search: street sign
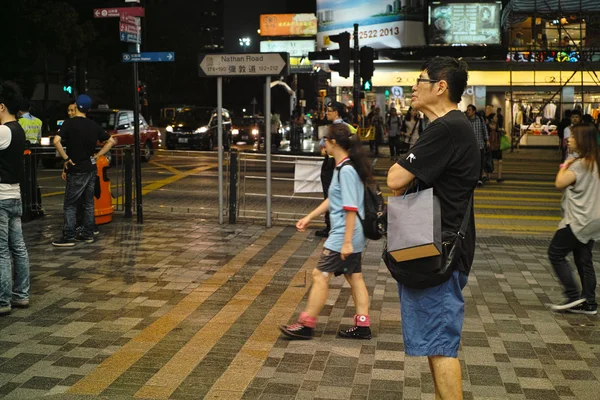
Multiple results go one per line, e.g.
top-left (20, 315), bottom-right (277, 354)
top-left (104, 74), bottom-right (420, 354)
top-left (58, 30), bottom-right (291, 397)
top-left (120, 31), bottom-right (140, 44)
top-left (122, 52), bottom-right (175, 63)
top-left (120, 23), bottom-right (139, 34)
top-left (93, 7), bottom-right (144, 18)
top-left (120, 14), bottom-right (140, 26)
top-left (198, 53), bottom-right (289, 77)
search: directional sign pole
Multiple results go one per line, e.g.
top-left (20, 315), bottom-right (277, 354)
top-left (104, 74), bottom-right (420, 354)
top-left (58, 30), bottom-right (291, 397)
top-left (132, 60), bottom-right (143, 224)
top-left (217, 77), bottom-right (224, 225)
top-left (265, 76), bottom-right (272, 228)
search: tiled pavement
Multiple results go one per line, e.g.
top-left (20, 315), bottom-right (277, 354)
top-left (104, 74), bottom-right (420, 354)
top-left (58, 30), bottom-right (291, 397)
top-left (1, 214), bottom-right (599, 400)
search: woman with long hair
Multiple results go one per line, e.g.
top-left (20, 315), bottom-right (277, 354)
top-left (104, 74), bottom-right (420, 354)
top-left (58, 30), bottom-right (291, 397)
top-left (486, 113), bottom-right (505, 182)
top-left (402, 107), bottom-right (423, 148)
top-left (548, 123), bottom-right (600, 315)
top-left (280, 123), bottom-right (373, 340)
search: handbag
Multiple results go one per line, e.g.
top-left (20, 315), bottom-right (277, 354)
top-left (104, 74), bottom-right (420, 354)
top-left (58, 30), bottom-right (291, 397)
top-left (483, 150), bottom-right (494, 173)
top-left (383, 195), bottom-right (473, 289)
top-left (500, 134), bottom-right (511, 151)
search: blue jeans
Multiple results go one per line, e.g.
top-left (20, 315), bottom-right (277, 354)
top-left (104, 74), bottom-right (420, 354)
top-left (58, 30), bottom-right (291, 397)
top-left (63, 171), bottom-right (96, 240)
top-left (0, 199), bottom-right (30, 307)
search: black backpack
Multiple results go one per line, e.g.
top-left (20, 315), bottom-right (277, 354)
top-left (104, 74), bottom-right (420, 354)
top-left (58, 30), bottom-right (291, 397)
top-left (338, 162), bottom-right (386, 240)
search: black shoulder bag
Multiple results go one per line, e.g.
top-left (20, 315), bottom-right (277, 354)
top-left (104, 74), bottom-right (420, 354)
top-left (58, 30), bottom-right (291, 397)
top-left (383, 196), bottom-right (473, 289)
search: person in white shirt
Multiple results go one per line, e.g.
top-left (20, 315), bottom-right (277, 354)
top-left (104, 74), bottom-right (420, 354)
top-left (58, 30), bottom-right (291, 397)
top-left (563, 109), bottom-right (582, 160)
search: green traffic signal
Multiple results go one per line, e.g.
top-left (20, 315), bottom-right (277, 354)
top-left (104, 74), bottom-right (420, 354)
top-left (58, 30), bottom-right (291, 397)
top-left (63, 85), bottom-right (73, 94)
top-left (362, 80), bottom-right (372, 91)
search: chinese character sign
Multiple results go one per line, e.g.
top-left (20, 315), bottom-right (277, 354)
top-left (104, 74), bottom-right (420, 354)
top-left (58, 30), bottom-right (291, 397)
top-left (260, 14), bottom-right (318, 37)
top-left (429, 2), bottom-right (502, 45)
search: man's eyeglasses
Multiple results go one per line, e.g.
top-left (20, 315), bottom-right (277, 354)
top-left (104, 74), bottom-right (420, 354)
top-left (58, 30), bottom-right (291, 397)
top-left (416, 77), bottom-right (439, 85)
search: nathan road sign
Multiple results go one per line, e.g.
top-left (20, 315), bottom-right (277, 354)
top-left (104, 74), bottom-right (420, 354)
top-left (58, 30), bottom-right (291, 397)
top-left (93, 7), bottom-right (144, 18)
top-left (122, 52), bottom-right (175, 63)
top-left (198, 53), bottom-right (289, 77)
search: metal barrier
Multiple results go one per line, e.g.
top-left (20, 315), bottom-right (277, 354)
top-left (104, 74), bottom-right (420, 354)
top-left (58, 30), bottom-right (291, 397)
top-left (27, 145), bottom-right (325, 225)
top-left (237, 152), bottom-right (324, 224)
top-left (27, 147), bottom-right (229, 221)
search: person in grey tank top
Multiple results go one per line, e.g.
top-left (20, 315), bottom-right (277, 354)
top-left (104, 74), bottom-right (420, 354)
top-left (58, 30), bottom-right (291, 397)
top-left (548, 123), bottom-right (600, 315)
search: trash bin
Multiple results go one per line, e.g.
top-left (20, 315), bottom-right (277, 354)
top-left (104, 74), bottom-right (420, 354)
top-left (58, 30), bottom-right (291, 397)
top-left (94, 155), bottom-right (114, 225)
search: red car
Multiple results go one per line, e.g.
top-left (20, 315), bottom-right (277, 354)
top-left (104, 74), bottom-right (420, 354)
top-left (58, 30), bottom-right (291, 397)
top-left (39, 108), bottom-right (161, 168)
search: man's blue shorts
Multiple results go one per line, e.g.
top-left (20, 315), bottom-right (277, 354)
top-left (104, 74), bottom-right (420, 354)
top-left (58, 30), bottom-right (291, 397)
top-left (397, 270), bottom-right (468, 358)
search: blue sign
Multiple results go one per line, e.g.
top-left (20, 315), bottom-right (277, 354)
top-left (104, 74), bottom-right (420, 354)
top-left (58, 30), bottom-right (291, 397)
top-left (120, 31), bottom-right (140, 44)
top-left (122, 52), bottom-right (175, 63)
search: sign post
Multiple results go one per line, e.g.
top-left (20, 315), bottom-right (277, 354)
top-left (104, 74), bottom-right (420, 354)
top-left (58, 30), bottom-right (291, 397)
top-left (198, 53), bottom-right (289, 226)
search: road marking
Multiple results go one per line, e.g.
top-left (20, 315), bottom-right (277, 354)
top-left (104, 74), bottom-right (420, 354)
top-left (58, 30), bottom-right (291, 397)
top-left (149, 160), bottom-right (181, 175)
top-left (473, 196), bottom-right (560, 203)
top-left (41, 191), bottom-right (66, 198)
top-left (475, 204), bottom-right (558, 211)
top-left (475, 214), bottom-right (561, 221)
top-left (204, 242), bottom-right (322, 399)
top-left (68, 226), bottom-right (285, 396)
top-left (134, 231), bottom-right (308, 399)
top-left (474, 190), bottom-right (561, 197)
top-left (476, 223), bottom-right (557, 232)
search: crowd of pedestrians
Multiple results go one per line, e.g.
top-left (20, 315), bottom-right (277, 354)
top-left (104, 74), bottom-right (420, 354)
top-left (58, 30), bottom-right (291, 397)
top-left (2, 55), bottom-right (600, 399)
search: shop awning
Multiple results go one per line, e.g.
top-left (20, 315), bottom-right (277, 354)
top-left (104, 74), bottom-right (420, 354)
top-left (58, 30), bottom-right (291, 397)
top-left (502, 0), bottom-right (599, 27)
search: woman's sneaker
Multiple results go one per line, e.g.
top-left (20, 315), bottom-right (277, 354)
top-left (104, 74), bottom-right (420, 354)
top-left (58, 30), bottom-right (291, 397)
top-left (338, 326), bottom-right (372, 340)
top-left (549, 298), bottom-right (586, 311)
top-left (279, 323), bottom-right (313, 340)
top-left (567, 302), bottom-right (597, 315)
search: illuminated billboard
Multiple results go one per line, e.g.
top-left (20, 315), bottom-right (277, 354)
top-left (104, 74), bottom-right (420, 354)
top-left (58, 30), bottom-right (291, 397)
top-left (429, 1), bottom-right (502, 45)
top-left (260, 14), bottom-right (318, 37)
top-left (316, 0), bottom-right (426, 49)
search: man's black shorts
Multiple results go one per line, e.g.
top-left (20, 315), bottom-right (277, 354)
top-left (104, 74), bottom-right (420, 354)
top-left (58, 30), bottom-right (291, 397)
top-left (317, 248), bottom-right (362, 276)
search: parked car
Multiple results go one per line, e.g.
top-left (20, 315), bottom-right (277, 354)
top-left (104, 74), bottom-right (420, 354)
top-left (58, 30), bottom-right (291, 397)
top-left (39, 108), bottom-right (161, 168)
top-left (231, 116), bottom-right (285, 149)
top-left (165, 107), bottom-right (231, 150)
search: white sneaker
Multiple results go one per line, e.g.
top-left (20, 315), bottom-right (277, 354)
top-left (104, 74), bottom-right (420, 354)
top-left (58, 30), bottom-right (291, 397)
top-left (548, 298), bottom-right (586, 311)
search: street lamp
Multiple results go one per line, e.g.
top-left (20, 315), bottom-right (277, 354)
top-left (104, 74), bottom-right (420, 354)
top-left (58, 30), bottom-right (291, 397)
top-left (239, 37), bottom-right (251, 52)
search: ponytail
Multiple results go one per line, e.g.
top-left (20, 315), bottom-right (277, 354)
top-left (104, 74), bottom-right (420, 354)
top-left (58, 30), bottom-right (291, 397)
top-left (348, 134), bottom-right (373, 184)
top-left (327, 123), bottom-right (373, 184)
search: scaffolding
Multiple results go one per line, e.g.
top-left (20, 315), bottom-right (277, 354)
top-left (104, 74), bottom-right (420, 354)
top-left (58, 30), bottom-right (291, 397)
top-left (502, 0), bottom-right (600, 150)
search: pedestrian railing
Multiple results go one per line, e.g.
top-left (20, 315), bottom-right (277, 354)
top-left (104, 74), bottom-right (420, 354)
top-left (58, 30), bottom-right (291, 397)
top-left (237, 152), bottom-right (324, 224)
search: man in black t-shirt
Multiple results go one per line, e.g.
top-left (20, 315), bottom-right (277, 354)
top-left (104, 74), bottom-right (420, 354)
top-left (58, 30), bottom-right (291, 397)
top-left (387, 57), bottom-right (479, 398)
top-left (52, 95), bottom-right (116, 247)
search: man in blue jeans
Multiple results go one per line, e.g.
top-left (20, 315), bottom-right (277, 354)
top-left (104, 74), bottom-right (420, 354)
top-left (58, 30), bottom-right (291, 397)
top-left (52, 95), bottom-right (115, 247)
top-left (0, 81), bottom-right (30, 316)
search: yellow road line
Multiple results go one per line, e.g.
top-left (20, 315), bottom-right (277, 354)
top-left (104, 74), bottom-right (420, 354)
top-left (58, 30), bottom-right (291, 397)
top-left (41, 191), bottom-right (65, 198)
top-left (474, 190), bottom-right (561, 197)
top-left (134, 231), bottom-right (308, 399)
top-left (473, 196), bottom-right (560, 203)
top-left (112, 164), bottom-right (217, 205)
top-left (476, 223), bottom-right (557, 232)
top-left (475, 214), bottom-right (560, 221)
top-left (149, 160), bottom-right (181, 175)
top-left (204, 243), bottom-right (322, 399)
top-left (68, 226), bottom-right (284, 396)
top-left (475, 204), bottom-right (558, 211)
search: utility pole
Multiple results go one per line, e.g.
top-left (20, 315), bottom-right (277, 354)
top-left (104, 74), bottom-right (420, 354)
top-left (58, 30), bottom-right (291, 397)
top-left (353, 24), bottom-right (360, 125)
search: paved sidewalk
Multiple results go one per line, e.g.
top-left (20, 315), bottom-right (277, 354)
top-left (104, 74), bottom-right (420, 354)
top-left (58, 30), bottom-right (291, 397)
top-left (0, 213), bottom-right (599, 399)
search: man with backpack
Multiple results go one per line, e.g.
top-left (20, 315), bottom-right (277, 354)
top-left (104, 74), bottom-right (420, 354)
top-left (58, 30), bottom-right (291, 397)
top-left (387, 57), bottom-right (479, 399)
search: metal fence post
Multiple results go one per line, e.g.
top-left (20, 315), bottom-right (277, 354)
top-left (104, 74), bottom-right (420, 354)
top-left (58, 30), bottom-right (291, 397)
top-left (21, 149), bottom-right (33, 222)
top-left (228, 149), bottom-right (238, 224)
top-left (124, 148), bottom-right (133, 218)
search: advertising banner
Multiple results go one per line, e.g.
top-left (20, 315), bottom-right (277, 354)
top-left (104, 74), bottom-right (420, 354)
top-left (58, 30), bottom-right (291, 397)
top-left (260, 14), bottom-right (318, 37)
top-left (429, 2), bottom-right (502, 45)
top-left (259, 40), bottom-right (316, 56)
top-left (316, 0), bottom-right (426, 49)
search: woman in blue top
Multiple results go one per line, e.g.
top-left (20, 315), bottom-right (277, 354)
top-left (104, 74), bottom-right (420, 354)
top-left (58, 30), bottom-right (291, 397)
top-left (280, 123), bottom-right (373, 340)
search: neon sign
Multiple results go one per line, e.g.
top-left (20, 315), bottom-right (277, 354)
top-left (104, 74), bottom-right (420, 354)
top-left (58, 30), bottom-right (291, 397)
top-left (506, 51), bottom-right (580, 63)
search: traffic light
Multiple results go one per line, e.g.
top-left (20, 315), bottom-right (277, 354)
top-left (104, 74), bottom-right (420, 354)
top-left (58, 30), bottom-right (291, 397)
top-left (328, 32), bottom-right (350, 78)
top-left (360, 46), bottom-right (374, 83)
top-left (78, 68), bottom-right (89, 94)
top-left (64, 67), bottom-right (76, 95)
top-left (362, 80), bottom-right (372, 91)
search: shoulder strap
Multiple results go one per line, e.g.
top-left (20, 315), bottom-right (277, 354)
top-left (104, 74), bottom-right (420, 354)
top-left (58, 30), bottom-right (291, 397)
top-left (336, 160), bottom-right (365, 222)
top-left (457, 196), bottom-right (474, 239)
